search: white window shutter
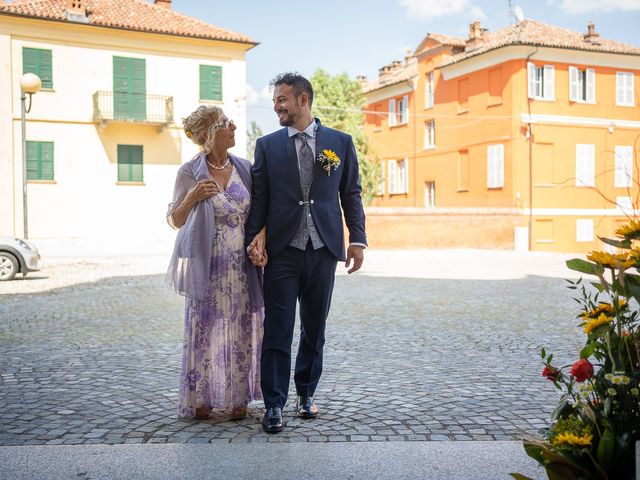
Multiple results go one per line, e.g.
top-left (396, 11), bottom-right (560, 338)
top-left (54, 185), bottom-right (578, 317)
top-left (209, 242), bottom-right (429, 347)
top-left (615, 146), bottom-right (633, 188)
top-left (388, 99), bottom-right (396, 126)
top-left (388, 160), bottom-right (397, 194)
top-left (616, 73), bottom-right (624, 105)
top-left (544, 65), bottom-right (554, 100)
top-left (576, 219), bottom-right (594, 242)
top-left (487, 145), bottom-right (503, 188)
top-left (586, 68), bottom-right (595, 103)
top-left (497, 145), bottom-right (504, 187)
top-left (569, 66), bottom-right (579, 102)
top-left (402, 95), bottom-right (409, 124)
top-left (627, 73), bottom-right (635, 105)
top-left (527, 62), bottom-right (535, 99)
top-left (404, 158), bottom-right (409, 193)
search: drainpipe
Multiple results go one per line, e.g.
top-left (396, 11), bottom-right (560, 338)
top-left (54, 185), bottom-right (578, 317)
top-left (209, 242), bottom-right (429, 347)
top-left (525, 48), bottom-right (539, 251)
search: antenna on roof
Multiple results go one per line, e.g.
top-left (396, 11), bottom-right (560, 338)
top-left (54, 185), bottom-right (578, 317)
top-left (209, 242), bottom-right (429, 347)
top-left (514, 6), bottom-right (525, 23)
top-left (508, 0), bottom-right (513, 25)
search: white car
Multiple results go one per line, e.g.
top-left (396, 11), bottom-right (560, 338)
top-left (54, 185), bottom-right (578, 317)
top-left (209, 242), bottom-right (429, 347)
top-left (0, 236), bottom-right (40, 281)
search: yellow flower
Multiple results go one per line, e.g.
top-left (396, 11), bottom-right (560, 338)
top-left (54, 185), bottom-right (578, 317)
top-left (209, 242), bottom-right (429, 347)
top-left (616, 220), bottom-right (640, 237)
top-left (323, 149), bottom-right (339, 162)
top-left (587, 251), bottom-right (635, 270)
top-left (552, 432), bottom-right (593, 448)
top-left (631, 388), bottom-right (639, 396)
top-left (581, 300), bottom-right (627, 320)
top-left (318, 149), bottom-right (341, 176)
top-left (583, 313), bottom-right (613, 334)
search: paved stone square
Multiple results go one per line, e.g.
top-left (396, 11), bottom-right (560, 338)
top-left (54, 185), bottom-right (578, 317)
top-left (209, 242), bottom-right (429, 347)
top-left (0, 250), bottom-right (583, 446)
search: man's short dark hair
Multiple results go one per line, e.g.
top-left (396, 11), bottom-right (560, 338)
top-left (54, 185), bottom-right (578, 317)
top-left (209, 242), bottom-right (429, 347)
top-left (270, 72), bottom-right (313, 107)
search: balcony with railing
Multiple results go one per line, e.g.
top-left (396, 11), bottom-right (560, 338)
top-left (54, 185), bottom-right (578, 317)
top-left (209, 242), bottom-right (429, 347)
top-left (93, 91), bottom-right (173, 126)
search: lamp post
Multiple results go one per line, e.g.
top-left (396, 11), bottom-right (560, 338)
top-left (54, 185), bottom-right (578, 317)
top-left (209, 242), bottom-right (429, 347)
top-left (20, 72), bottom-right (41, 240)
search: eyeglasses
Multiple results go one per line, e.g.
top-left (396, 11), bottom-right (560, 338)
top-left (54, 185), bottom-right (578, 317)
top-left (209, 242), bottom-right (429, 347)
top-left (213, 118), bottom-right (235, 130)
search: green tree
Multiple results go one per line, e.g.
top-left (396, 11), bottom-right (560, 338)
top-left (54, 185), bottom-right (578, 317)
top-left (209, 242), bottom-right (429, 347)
top-left (310, 69), bottom-right (380, 205)
top-left (246, 121), bottom-right (263, 162)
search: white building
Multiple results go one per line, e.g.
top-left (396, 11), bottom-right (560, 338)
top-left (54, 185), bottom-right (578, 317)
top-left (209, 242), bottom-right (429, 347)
top-left (0, 0), bottom-right (256, 256)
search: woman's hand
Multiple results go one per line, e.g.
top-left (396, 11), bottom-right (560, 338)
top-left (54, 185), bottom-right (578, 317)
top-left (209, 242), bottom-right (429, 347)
top-left (187, 180), bottom-right (218, 203)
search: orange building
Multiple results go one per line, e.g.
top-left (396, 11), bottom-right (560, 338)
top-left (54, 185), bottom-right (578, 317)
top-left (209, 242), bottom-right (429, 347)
top-left (362, 19), bottom-right (640, 253)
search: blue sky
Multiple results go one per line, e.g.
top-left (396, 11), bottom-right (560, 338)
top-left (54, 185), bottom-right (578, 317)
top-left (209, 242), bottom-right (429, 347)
top-left (177, 0), bottom-right (640, 133)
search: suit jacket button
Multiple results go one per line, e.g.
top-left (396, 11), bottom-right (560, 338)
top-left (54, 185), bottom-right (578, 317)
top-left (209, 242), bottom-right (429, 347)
top-left (299, 201), bottom-right (304, 206)
top-left (310, 199), bottom-right (315, 204)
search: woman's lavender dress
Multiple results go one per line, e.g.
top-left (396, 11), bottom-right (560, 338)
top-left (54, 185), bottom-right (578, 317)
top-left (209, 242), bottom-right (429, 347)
top-left (177, 167), bottom-right (263, 418)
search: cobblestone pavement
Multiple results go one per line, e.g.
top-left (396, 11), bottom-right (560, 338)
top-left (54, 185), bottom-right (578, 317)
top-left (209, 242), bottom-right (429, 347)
top-left (0, 250), bottom-right (583, 445)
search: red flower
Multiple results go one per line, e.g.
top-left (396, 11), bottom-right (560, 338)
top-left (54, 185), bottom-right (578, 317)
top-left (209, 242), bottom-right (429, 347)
top-left (542, 365), bottom-right (560, 382)
top-left (570, 359), bottom-right (594, 382)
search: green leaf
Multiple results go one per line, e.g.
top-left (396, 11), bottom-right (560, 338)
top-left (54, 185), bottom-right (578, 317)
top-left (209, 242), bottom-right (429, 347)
top-left (509, 474), bottom-right (535, 480)
top-left (590, 282), bottom-right (605, 292)
top-left (550, 398), bottom-right (571, 422)
top-left (598, 236), bottom-right (631, 249)
top-left (567, 259), bottom-right (600, 275)
top-left (541, 348), bottom-right (546, 359)
top-left (596, 427), bottom-right (615, 471)
top-left (580, 342), bottom-right (597, 359)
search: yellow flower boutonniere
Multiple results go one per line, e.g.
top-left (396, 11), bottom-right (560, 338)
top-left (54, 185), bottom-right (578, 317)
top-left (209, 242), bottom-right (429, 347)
top-left (317, 149), bottom-right (341, 176)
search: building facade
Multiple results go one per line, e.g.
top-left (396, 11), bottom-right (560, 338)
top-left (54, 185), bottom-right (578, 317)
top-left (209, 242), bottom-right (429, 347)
top-left (0, 0), bottom-right (255, 255)
top-left (362, 19), bottom-right (640, 253)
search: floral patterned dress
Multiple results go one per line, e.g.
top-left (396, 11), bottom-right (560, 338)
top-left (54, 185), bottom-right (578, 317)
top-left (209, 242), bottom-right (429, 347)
top-left (177, 167), bottom-right (263, 418)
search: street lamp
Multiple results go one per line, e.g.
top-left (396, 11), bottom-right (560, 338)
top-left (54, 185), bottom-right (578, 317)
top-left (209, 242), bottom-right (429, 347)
top-left (20, 72), bottom-right (41, 240)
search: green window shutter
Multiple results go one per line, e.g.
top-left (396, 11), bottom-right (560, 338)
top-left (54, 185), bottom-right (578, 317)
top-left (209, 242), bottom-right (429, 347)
top-left (23, 47), bottom-right (53, 89)
top-left (113, 56), bottom-right (146, 121)
top-left (26, 141), bottom-right (54, 180)
top-left (117, 145), bottom-right (143, 182)
top-left (199, 65), bottom-right (222, 101)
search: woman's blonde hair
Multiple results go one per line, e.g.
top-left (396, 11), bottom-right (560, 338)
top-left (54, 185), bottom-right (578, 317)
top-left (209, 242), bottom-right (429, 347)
top-left (182, 105), bottom-right (223, 154)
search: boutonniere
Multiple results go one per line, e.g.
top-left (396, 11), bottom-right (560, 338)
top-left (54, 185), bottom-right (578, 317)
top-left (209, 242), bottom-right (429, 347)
top-left (317, 149), bottom-right (341, 176)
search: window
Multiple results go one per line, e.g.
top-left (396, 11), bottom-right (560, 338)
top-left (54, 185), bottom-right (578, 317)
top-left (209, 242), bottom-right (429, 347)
top-left (487, 144), bottom-right (504, 189)
top-left (614, 146), bottom-right (633, 188)
top-left (575, 144), bottom-right (595, 187)
top-left (458, 78), bottom-right (469, 110)
top-left (26, 141), bottom-right (54, 180)
top-left (388, 159), bottom-right (408, 194)
top-left (458, 150), bottom-right (469, 191)
top-left (576, 219), bottom-right (594, 242)
top-left (424, 120), bottom-right (435, 149)
top-left (388, 99), bottom-right (396, 126)
top-left (23, 47), bottom-right (53, 89)
top-left (488, 67), bottom-right (502, 105)
top-left (569, 66), bottom-right (595, 103)
top-left (113, 56), bottom-right (146, 121)
top-left (425, 72), bottom-right (434, 109)
top-left (398, 95), bottom-right (409, 124)
top-left (528, 63), bottom-right (555, 100)
top-left (117, 145), bottom-right (143, 182)
top-left (616, 72), bottom-right (634, 106)
top-left (199, 65), bottom-right (223, 101)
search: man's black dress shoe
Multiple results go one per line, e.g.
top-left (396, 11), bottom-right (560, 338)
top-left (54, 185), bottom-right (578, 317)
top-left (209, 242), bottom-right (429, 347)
top-left (262, 407), bottom-right (284, 433)
top-left (296, 396), bottom-right (318, 418)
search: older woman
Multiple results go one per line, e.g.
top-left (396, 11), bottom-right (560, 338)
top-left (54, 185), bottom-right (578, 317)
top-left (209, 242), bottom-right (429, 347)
top-left (166, 105), bottom-right (265, 420)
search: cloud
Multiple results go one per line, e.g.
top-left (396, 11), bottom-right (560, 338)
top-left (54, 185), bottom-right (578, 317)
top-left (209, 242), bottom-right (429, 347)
top-left (398, 0), bottom-right (486, 20)
top-left (245, 84), bottom-right (272, 106)
top-left (547, 0), bottom-right (640, 13)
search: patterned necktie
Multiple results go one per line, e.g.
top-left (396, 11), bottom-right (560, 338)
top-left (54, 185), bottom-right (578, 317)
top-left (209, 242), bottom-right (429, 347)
top-left (297, 132), bottom-right (314, 196)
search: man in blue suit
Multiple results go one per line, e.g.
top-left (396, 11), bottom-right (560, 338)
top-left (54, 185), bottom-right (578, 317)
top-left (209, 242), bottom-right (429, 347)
top-left (246, 72), bottom-right (366, 433)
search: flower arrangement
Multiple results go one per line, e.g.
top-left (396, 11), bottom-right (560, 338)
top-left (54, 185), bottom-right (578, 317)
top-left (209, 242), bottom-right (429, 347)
top-left (317, 149), bottom-right (341, 176)
top-left (512, 221), bottom-right (640, 480)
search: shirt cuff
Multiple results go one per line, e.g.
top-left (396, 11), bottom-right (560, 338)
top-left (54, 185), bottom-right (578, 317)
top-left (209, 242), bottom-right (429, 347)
top-left (349, 242), bottom-right (367, 248)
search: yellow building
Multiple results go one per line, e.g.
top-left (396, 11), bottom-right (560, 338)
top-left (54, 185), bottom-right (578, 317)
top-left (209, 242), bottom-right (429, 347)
top-left (362, 19), bottom-right (640, 253)
top-left (0, 0), bottom-right (256, 255)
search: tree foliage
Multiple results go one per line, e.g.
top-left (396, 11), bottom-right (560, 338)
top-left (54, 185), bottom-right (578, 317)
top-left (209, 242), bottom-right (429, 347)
top-left (310, 69), bottom-right (380, 205)
top-left (246, 121), bottom-right (263, 163)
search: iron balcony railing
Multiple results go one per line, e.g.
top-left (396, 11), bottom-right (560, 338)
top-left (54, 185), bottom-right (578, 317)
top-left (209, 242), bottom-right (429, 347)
top-left (93, 91), bottom-right (173, 125)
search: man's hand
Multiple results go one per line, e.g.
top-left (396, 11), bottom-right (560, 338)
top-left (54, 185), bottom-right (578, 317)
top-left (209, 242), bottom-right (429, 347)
top-left (345, 245), bottom-right (364, 274)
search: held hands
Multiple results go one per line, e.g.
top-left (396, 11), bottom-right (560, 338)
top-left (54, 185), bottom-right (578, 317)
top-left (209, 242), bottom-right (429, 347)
top-left (247, 227), bottom-right (268, 267)
top-left (188, 180), bottom-right (218, 204)
top-left (345, 245), bottom-right (364, 274)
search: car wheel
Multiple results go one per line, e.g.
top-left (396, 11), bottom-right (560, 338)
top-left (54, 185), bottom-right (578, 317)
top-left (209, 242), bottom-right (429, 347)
top-left (0, 252), bottom-right (19, 281)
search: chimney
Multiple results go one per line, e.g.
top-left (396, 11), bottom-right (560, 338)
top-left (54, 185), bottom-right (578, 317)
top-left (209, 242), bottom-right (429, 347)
top-left (378, 64), bottom-right (392, 81)
top-left (65, 0), bottom-right (88, 23)
top-left (584, 21), bottom-right (600, 44)
top-left (154, 0), bottom-right (172, 8)
top-left (356, 75), bottom-right (368, 88)
top-left (465, 20), bottom-right (484, 51)
top-left (404, 49), bottom-right (413, 65)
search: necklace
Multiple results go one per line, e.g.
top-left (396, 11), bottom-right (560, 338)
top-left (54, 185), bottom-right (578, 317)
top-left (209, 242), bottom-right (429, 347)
top-left (207, 157), bottom-right (230, 170)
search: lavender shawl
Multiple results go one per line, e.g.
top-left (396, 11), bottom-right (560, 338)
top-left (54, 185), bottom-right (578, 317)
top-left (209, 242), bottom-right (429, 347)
top-left (165, 152), bottom-right (263, 310)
